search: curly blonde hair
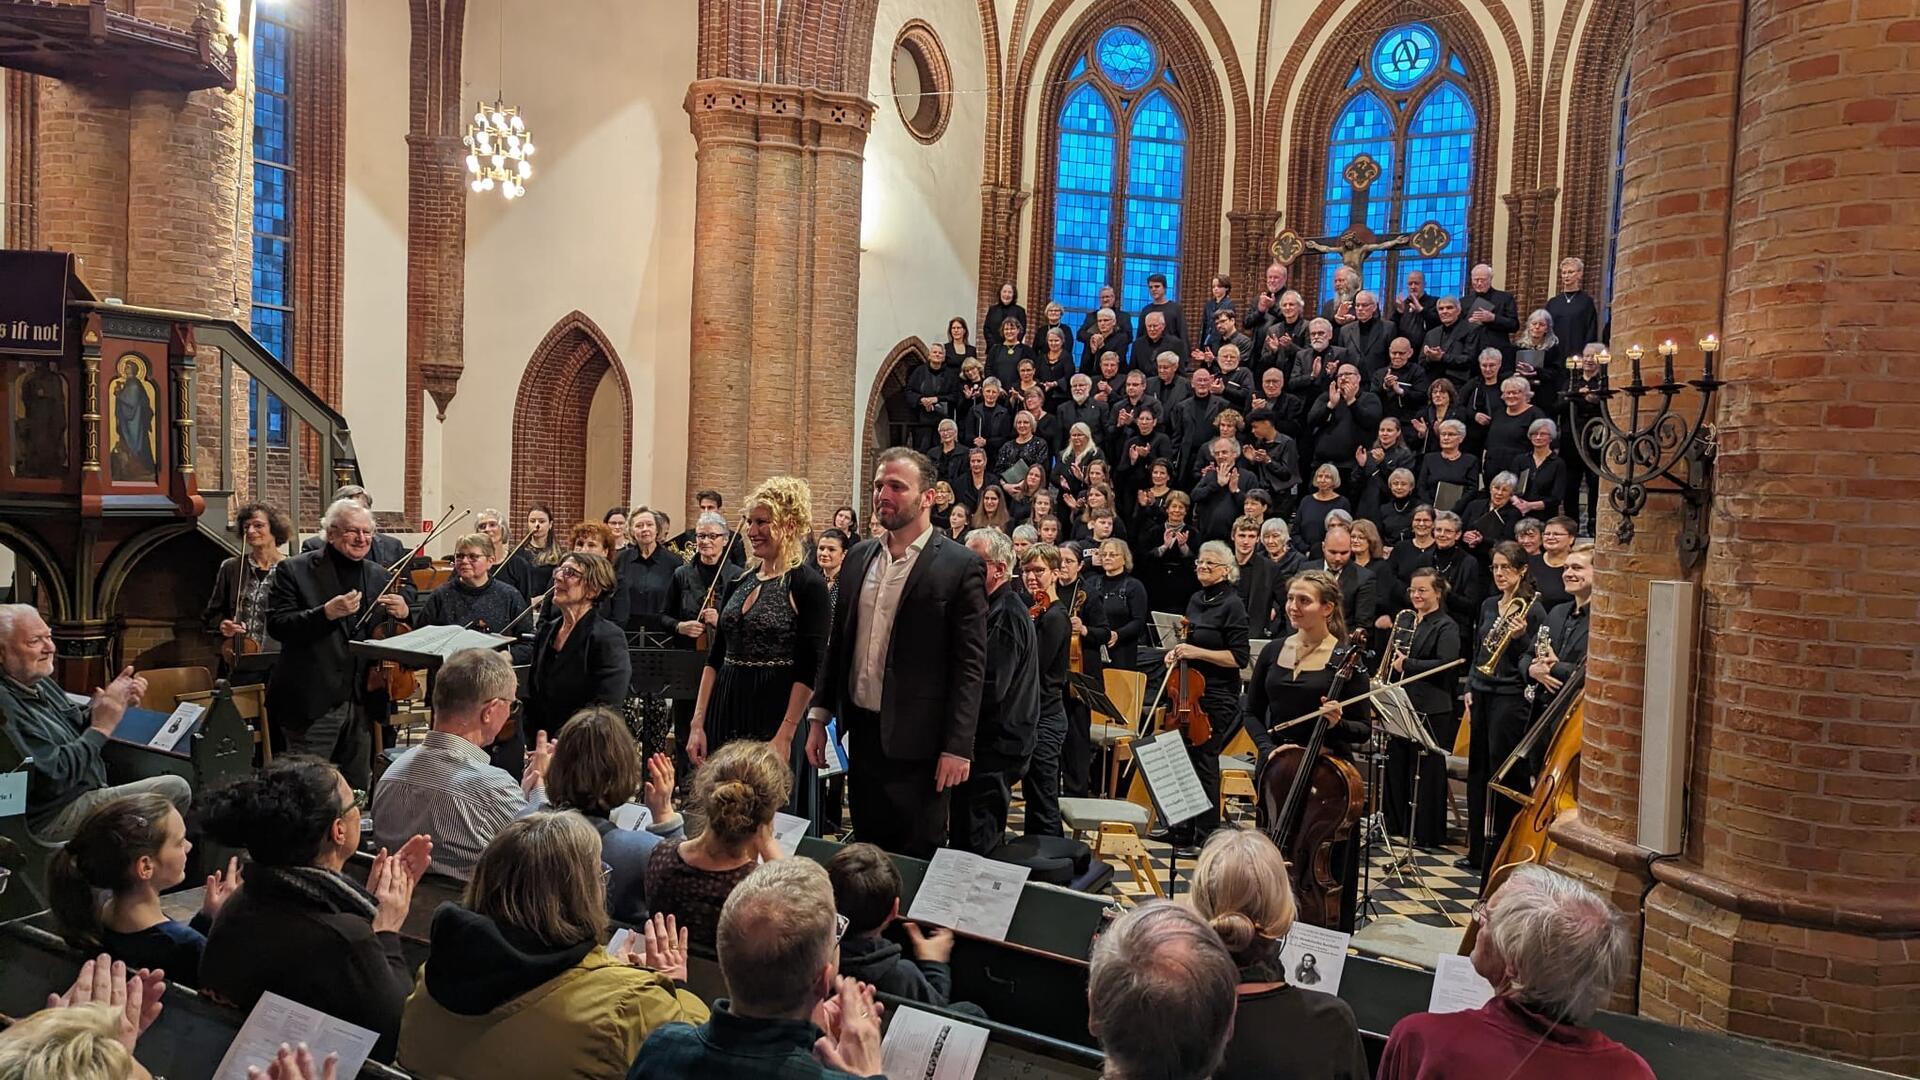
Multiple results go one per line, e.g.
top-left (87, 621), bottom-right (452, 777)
top-left (744, 475), bottom-right (813, 575)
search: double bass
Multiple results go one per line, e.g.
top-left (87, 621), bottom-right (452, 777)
top-left (1257, 630), bottom-right (1370, 929)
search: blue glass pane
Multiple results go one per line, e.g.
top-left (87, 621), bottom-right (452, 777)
top-left (252, 236), bottom-right (289, 307)
top-left (1403, 133), bottom-right (1472, 195)
top-left (1410, 83), bottom-right (1474, 135)
top-left (1396, 83), bottom-right (1475, 295)
top-left (255, 19), bottom-right (289, 94)
top-left (1060, 84), bottom-right (1115, 135)
top-left (1331, 92), bottom-right (1392, 143)
top-left (1448, 53), bottom-right (1467, 76)
top-left (253, 92), bottom-right (290, 165)
top-left (250, 306), bottom-right (287, 362)
top-left (1372, 23), bottom-right (1439, 90)
top-left (253, 166), bottom-right (290, 236)
top-left (1053, 192), bottom-right (1112, 249)
top-left (1127, 135), bottom-right (1184, 201)
top-left (1121, 258), bottom-right (1176, 313)
top-left (1347, 64), bottom-right (1363, 88)
top-left (1096, 26), bottom-right (1155, 90)
top-left (1070, 56), bottom-right (1087, 80)
top-left (1059, 130), bottom-right (1116, 194)
top-left (1053, 251), bottom-right (1108, 333)
top-left (1123, 199), bottom-right (1181, 258)
top-left (1131, 91), bottom-right (1185, 142)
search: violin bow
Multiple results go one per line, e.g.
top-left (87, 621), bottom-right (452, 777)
top-left (353, 506), bottom-right (469, 633)
top-left (697, 513), bottom-right (750, 615)
top-left (1263, 658), bottom-right (1466, 738)
top-left (492, 586), bottom-right (554, 637)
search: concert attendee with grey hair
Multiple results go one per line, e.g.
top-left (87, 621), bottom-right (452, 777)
top-left (1484, 375), bottom-right (1547, 477)
top-left (1546, 256), bottom-right (1603, 361)
top-left (1169, 367), bottom-right (1227, 481)
top-left (904, 342), bottom-right (959, 451)
top-left (964, 377), bottom-right (1014, 463)
top-left (630, 858), bottom-right (886, 1079)
top-left (1293, 462), bottom-right (1353, 553)
top-left (1129, 310), bottom-right (1186, 375)
top-left (1089, 901), bottom-right (1239, 1080)
top-left (299, 483), bottom-right (416, 570)
top-left (1510, 417), bottom-right (1567, 520)
top-left (1464, 347), bottom-right (1508, 460)
top-left (373, 648), bottom-right (545, 880)
top-left (1307, 364), bottom-right (1382, 480)
top-left (1462, 472), bottom-right (1523, 557)
top-left (1289, 317), bottom-right (1348, 402)
top-left (0, 605), bottom-right (191, 841)
top-left (1077, 289), bottom-right (1131, 369)
top-left (947, 529), bottom-right (1039, 855)
top-left (1463, 262), bottom-right (1520, 364)
top-left (1429, 511), bottom-right (1486, 630)
top-left (267, 498), bottom-right (412, 789)
top-left (1154, 540), bottom-right (1249, 849)
top-left (1420, 416), bottom-right (1480, 514)
top-left (1336, 289), bottom-right (1394, 375)
top-left (1379, 864), bottom-right (1653, 1079)
top-left (1320, 265), bottom-right (1361, 324)
top-left (1146, 349), bottom-right (1191, 411)
top-left (1372, 335), bottom-right (1431, 427)
top-left (1422, 294), bottom-right (1488, 387)
top-left (1513, 308), bottom-right (1567, 408)
top-left (1192, 436), bottom-right (1247, 543)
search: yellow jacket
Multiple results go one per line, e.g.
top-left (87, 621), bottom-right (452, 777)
top-left (398, 948), bottom-right (711, 1079)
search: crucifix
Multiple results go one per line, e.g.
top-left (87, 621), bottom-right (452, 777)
top-left (1270, 152), bottom-right (1451, 273)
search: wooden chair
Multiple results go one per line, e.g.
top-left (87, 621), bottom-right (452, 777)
top-left (136, 666), bottom-right (213, 712)
top-left (410, 567), bottom-right (452, 592)
top-left (1219, 754), bottom-right (1258, 818)
top-left (1060, 798), bottom-right (1161, 898)
top-left (1096, 669), bottom-right (1148, 795)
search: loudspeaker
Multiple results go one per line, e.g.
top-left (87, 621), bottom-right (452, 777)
top-left (1637, 579), bottom-right (1697, 855)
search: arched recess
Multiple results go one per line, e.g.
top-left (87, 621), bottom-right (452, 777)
top-left (1025, 2), bottom-right (1227, 339)
top-left (96, 523), bottom-right (197, 620)
top-left (1270, 2), bottom-right (1510, 294)
top-left (1554, 0), bottom-right (1632, 304)
top-left (0, 524), bottom-right (73, 622)
top-left (861, 337), bottom-right (930, 489)
top-left (510, 312), bottom-right (634, 533)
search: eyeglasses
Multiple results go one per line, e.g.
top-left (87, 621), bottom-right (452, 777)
top-left (339, 788), bottom-right (367, 817)
top-left (695, 533), bottom-right (727, 541)
top-left (1195, 560), bottom-right (1231, 571)
top-left (833, 913), bottom-right (850, 942)
top-left (601, 862), bottom-right (613, 890)
top-left (452, 552), bottom-right (488, 562)
top-left (1470, 900), bottom-right (1489, 926)
top-left (552, 565), bottom-right (584, 581)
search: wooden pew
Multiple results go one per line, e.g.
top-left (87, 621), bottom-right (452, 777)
top-left (101, 680), bottom-right (254, 793)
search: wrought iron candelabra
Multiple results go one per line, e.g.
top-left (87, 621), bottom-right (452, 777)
top-left (1570, 334), bottom-right (1723, 569)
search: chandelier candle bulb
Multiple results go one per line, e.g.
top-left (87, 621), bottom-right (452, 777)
top-left (463, 98), bottom-right (537, 202)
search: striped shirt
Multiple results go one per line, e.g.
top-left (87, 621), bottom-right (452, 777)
top-left (371, 730), bottom-right (543, 881)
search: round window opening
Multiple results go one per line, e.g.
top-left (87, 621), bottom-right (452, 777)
top-left (892, 22), bottom-right (953, 143)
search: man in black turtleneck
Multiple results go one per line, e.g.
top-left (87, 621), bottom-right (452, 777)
top-left (266, 498), bottom-right (410, 788)
top-left (1336, 290), bottom-right (1394, 376)
top-left (948, 528), bottom-right (1038, 856)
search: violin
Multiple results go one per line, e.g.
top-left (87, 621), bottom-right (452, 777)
top-left (1029, 590), bottom-right (1052, 621)
top-left (1065, 583), bottom-right (1085, 676)
top-left (360, 506), bottom-right (469, 703)
top-left (1156, 617), bottom-right (1212, 747)
top-left (1257, 629), bottom-right (1369, 930)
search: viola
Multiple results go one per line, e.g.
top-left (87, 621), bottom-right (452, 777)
top-left (1257, 630), bottom-right (1369, 930)
top-left (1065, 584), bottom-right (1086, 676)
top-left (1159, 617), bottom-right (1213, 746)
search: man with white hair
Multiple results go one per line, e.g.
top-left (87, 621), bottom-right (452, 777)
top-left (299, 483), bottom-right (414, 570)
top-left (1128, 309), bottom-right (1186, 375)
top-left (631, 859), bottom-right (885, 1078)
top-left (1077, 298), bottom-right (1132, 372)
top-left (1089, 901), bottom-right (1239, 1080)
top-left (1320, 265), bottom-right (1361, 324)
top-left (1379, 864), bottom-right (1653, 1079)
top-left (1058, 372), bottom-right (1106, 442)
top-left (0, 605), bottom-right (191, 841)
top-left (1464, 263), bottom-right (1520, 365)
top-left (948, 528), bottom-right (1038, 855)
top-left (266, 497), bottom-right (411, 788)
top-left (1337, 289), bottom-right (1394, 374)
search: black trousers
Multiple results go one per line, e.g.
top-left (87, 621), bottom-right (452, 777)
top-left (1385, 707), bottom-right (1458, 847)
top-left (1467, 690), bottom-right (1530, 867)
top-left (846, 709), bottom-right (950, 859)
top-left (948, 760), bottom-right (1017, 856)
top-left (1021, 708), bottom-right (1068, 837)
top-left (1061, 697), bottom-right (1094, 797)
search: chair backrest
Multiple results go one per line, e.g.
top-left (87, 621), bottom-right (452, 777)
top-left (410, 567), bottom-right (452, 592)
top-left (137, 666), bottom-right (214, 711)
top-left (1101, 668), bottom-right (1147, 727)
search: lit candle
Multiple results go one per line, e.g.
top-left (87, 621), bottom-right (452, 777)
top-left (1699, 333), bottom-right (1719, 381)
top-left (1660, 340), bottom-right (1677, 386)
top-left (1627, 345), bottom-right (1644, 386)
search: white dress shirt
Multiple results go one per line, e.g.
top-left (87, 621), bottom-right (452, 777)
top-left (849, 525), bottom-right (934, 711)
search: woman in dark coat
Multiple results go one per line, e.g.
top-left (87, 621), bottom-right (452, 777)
top-left (1085, 538), bottom-right (1151, 672)
top-left (516, 551), bottom-right (631, 775)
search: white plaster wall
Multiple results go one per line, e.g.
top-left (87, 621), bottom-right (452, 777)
top-left (855, 0), bottom-right (991, 476)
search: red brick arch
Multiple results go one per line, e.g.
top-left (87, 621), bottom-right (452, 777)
top-left (509, 311), bottom-right (634, 532)
top-left (860, 336), bottom-right (931, 487)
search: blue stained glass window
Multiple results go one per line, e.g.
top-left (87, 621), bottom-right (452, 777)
top-left (1603, 68), bottom-right (1630, 324)
top-left (1050, 31), bottom-right (1189, 335)
top-left (250, 12), bottom-right (294, 445)
top-left (1449, 53), bottom-right (1467, 76)
top-left (1372, 23), bottom-right (1439, 89)
top-left (1096, 26), bottom-right (1155, 90)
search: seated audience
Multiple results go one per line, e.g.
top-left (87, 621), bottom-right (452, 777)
top-left (398, 811), bottom-right (710, 1079)
top-left (646, 740), bottom-right (787, 951)
top-left (1189, 829), bottom-right (1369, 1079)
top-left (546, 705), bottom-right (684, 924)
top-left (0, 604), bottom-right (191, 842)
top-left (0, 955), bottom-right (168, 1080)
top-left (374, 647), bottom-right (544, 880)
top-left (826, 842), bottom-right (969, 1010)
top-left (629, 859), bottom-right (884, 1079)
top-left (1088, 900), bottom-right (1239, 1080)
top-left (1379, 864), bottom-right (1654, 1079)
top-left (49, 792), bottom-right (240, 986)
top-left (199, 757), bottom-right (431, 1062)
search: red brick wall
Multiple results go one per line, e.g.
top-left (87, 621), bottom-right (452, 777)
top-left (509, 313), bottom-right (634, 532)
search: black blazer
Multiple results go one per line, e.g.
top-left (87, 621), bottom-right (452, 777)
top-left (521, 607), bottom-right (632, 739)
top-left (812, 529), bottom-right (989, 762)
top-left (264, 546), bottom-right (401, 729)
top-left (1310, 560), bottom-right (1377, 630)
top-left (1398, 611), bottom-right (1463, 715)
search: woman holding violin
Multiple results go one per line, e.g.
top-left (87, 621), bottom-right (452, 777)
top-left (513, 551), bottom-right (631, 776)
top-left (204, 500), bottom-right (290, 680)
top-left (412, 532), bottom-right (527, 632)
top-left (1155, 541), bottom-right (1250, 849)
top-left (1246, 570), bottom-right (1372, 931)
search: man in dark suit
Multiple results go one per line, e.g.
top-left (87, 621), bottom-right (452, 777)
top-left (947, 528), bottom-right (1038, 855)
top-left (809, 447), bottom-right (990, 858)
top-left (1336, 290), bottom-right (1395, 376)
top-left (267, 498), bottom-right (409, 788)
top-left (298, 484), bottom-right (417, 571)
top-left (1464, 263), bottom-right (1521, 366)
top-left (1310, 522), bottom-right (1376, 631)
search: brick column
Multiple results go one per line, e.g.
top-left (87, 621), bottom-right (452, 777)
top-left (1545, 0), bottom-right (1743, 1010)
top-left (33, 81), bottom-right (132, 297)
top-left (1225, 208), bottom-right (1280, 316)
top-left (1630, 0), bottom-right (1920, 1071)
top-left (684, 80), bottom-right (874, 522)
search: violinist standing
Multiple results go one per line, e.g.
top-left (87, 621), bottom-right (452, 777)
top-left (663, 513), bottom-right (745, 774)
top-left (204, 500), bottom-right (289, 682)
top-left (1247, 570), bottom-right (1372, 931)
top-left (1017, 545), bottom-right (1073, 837)
top-left (1154, 542), bottom-right (1250, 851)
top-left (265, 499), bottom-right (411, 789)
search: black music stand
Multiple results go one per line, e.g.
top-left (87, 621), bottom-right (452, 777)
top-left (628, 646), bottom-right (705, 700)
top-left (1069, 672), bottom-right (1134, 797)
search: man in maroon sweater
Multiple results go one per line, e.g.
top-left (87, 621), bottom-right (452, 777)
top-left (1379, 864), bottom-right (1654, 1080)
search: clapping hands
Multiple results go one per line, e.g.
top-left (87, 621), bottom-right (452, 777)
top-left (47, 955), bottom-right (165, 1053)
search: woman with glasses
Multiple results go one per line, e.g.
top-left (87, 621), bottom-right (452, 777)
top-left (1156, 541), bottom-right (1250, 849)
top-left (1084, 538), bottom-right (1151, 672)
top-left (398, 812), bottom-right (709, 1079)
top-left (200, 757), bottom-right (432, 1062)
top-left (518, 551), bottom-right (630, 777)
top-left (475, 508), bottom-right (511, 569)
top-left (413, 533), bottom-right (529, 634)
top-left (203, 500), bottom-right (290, 678)
top-left (647, 740), bottom-right (789, 951)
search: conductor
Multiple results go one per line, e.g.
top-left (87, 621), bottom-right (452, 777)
top-left (808, 447), bottom-right (989, 857)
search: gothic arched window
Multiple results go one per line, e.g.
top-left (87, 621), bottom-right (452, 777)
top-left (1049, 24), bottom-right (1189, 332)
top-left (251, 10), bottom-right (294, 444)
top-left (1319, 22), bottom-right (1478, 302)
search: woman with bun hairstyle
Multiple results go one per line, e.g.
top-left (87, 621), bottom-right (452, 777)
top-left (197, 756), bottom-right (433, 1062)
top-left (644, 740), bottom-right (789, 951)
top-left (48, 793), bottom-right (240, 985)
top-left (1189, 829), bottom-right (1370, 1079)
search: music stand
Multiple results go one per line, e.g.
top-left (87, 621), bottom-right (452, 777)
top-left (1070, 672), bottom-right (1131, 797)
top-left (1361, 686), bottom-right (1450, 919)
top-left (628, 646), bottom-right (705, 700)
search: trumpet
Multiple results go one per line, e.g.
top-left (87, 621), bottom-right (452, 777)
top-left (1474, 594), bottom-right (1530, 677)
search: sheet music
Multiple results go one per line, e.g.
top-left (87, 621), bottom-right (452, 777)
top-left (771, 812), bottom-right (810, 857)
top-left (880, 1005), bottom-right (990, 1080)
top-left (150, 701), bottom-right (203, 752)
top-left (608, 802), bottom-right (654, 832)
top-left (818, 719), bottom-right (848, 779)
top-left (1149, 611), bottom-right (1183, 647)
top-left (1129, 733), bottom-right (1212, 827)
top-left (211, 992), bottom-right (379, 1080)
top-left (907, 849), bottom-right (1031, 941)
top-left (376, 623), bottom-right (514, 657)
top-left (1428, 953), bottom-right (1497, 1014)
top-left (1279, 923), bottom-right (1352, 994)
top-left (0, 771), bottom-right (25, 818)
top-left (606, 927), bottom-right (634, 959)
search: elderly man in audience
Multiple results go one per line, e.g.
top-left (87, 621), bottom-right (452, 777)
top-left (1129, 310), bottom-right (1186, 375)
top-left (1290, 317), bottom-right (1348, 402)
top-left (0, 604), bottom-right (190, 842)
top-left (1464, 262), bottom-right (1521, 365)
top-left (373, 648), bottom-right (545, 880)
top-left (1380, 864), bottom-right (1654, 1079)
top-left (1089, 901), bottom-right (1240, 1080)
top-left (630, 858), bottom-right (885, 1079)
top-left (1308, 363), bottom-right (1383, 483)
top-left (1321, 265), bottom-right (1361, 324)
top-left (1168, 367), bottom-right (1227, 481)
top-left (1337, 289), bottom-right (1394, 375)
top-left (948, 529), bottom-right (1039, 855)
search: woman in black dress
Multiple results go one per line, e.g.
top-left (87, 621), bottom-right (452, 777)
top-left (687, 476), bottom-right (831, 827)
top-left (1142, 490), bottom-right (1198, 613)
top-left (503, 503), bottom-right (563, 602)
top-left (1158, 541), bottom-right (1250, 847)
top-left (413, 532), bottom-right (527, 633)
top-left (1086, 538), bottom-right (1150, 671)
top-left (1246, 570), bottom-right (1372, 931)
top-left (516, 551), bottom-right (630, 775)
top-left (1387, 504), bottom-right (1439, 598)
top-left (1509, 417), bottom-right (1567, 521)
top-left (946, 316), bottom-right (978, 364)
top-left (1383, 568), bottom-right (1463, 848)
top-left (1483, 376), bottom-right (1547, 483)
top-left (1418, 418), bottom-right (1479, 514)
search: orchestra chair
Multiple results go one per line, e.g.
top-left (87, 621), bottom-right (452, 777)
top-left (410, 566), bottom-right (453, 592)
top-left (1218, 754), bottom-right (1257, 818)
top-left (1059, 797), bottom-right (1160, 897)
top-left (136, 666), bottom-right (214, 712)
top-left (176, 682), bottom-right (271, 765)
top-left (1093, 669), bottom-right (1147, 795)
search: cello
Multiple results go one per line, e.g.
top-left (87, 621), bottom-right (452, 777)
top-left (1257, 630), bottom-right (1370, 930)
